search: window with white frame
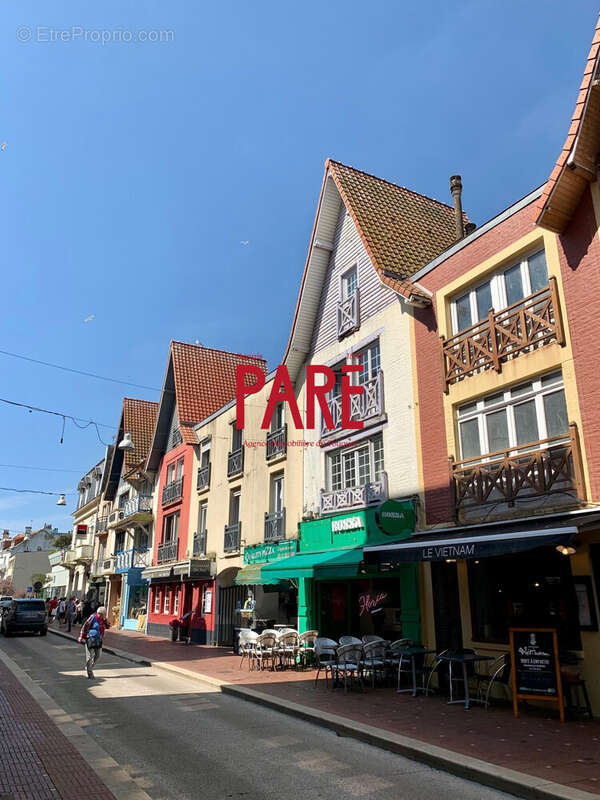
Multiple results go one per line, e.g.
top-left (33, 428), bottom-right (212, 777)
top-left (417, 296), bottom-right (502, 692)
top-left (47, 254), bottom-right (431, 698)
top-left (457, 371), bottom-right (568, 461)
top-left (231, 422), bottom-right (243, 452)
top-left (354, 340), bottom-right (381, 384)
top-left (163, 590), bottom-right (170, 614)
top-left (270, 473), bottom-right (284, 513)
top-left (328, 434), bottom-right (384, 490)
top-left (173, 589), bottom-right (180, 615)
top-left (341, 265), bottom-right (358, 301)
top-left (271, 403), bottom-right (285, 432)
top-left (162, 511), bottom-right (180, 543)
top-left (154, 590), bottom-right (160, 614)
top-left (198, 500), bottom-right (208, 533)
top-left (451, 250), bottom-right (549, 334)
top-left (200, 440), bottom-right (211, 468)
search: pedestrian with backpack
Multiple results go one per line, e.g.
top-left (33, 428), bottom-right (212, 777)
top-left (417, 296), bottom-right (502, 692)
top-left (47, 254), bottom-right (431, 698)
top-left (78, 606), bottom-right (110, 678)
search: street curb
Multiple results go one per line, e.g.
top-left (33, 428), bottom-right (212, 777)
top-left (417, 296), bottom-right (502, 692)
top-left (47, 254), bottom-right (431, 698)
top-left (49, 630), bottom-right (599, 800)
top-left (0, 646), bottom-right (151, 800)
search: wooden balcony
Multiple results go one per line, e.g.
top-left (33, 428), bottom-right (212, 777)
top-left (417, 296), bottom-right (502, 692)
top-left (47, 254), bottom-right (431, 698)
top-left (450, 423), bottom-right (585, 518)
top-left (162, 478), bottom-right (183, 505)
top-left (266, 425), bottom-right (287, 460)
top-left (197, 463), bottom-right (211, 491)
top-left (441, 279), bottom-right (565, 390)
top-left (321, 372), bottom-right (384, 438)
top-left (264, 509), bottom-right (285, 542)
top-left (224, 522), bottom-right (241, 553)
top-left (337, 289), bottom-right (360, 338)
top-left (320, 472), bottom-right (388, 514)
top-left (227, 447), bottom-right (244, 477)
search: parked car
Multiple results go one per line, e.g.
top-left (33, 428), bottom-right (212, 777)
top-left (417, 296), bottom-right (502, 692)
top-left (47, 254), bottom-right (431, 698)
top-left (1, 599), bottom-right (48, 636)
top-left (0, 595), bottom-right (13, 601)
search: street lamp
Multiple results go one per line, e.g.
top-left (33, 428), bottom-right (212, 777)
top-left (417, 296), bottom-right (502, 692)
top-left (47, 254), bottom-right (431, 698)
top-left (56, 494), bottom-right (67, 506)
top-left (118, 432), bottom-right (134, 451)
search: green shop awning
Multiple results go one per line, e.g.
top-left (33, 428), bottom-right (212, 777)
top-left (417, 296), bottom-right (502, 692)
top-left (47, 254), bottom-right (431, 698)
top-left (234, 564), bottom-right (283, 586)
top-left (261, 548), bottom-right (363, 581)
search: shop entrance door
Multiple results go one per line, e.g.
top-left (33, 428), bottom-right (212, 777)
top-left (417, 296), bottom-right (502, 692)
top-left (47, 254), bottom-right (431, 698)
top-left (430, 561), bottom-right (462, 651)
top-left (318, 582), bottom-right (349, 640)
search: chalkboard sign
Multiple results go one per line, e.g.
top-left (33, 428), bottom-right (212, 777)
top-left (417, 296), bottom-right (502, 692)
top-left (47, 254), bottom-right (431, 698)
top-left (509, 628), bottom-right (564, 722)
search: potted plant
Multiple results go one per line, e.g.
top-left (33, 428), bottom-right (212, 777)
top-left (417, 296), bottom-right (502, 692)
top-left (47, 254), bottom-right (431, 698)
top-left (168, 617), bottom-right (180, 642)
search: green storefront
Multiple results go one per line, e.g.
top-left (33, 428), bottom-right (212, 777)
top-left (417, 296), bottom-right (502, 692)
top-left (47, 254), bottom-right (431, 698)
top-left (262, 500), bottom-right (420, 642)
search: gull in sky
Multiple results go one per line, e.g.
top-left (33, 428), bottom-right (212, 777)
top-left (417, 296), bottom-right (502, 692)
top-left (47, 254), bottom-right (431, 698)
top-left (83, 314), bottom-right (95, 323)
top-left (1, 143), bottom-right (6, 151)
top-left (240, 240), bottom-right (249, 245)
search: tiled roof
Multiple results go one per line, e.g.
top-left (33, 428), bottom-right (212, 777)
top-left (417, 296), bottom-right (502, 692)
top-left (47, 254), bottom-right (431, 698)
top-left (328, 160), bottom-right (468, 298)
top-left (535, 15), bottom-right (600, 232)
top-left (122, 398), bottom-right (159, 471)
top-left (170, 342), bottom-right (267, 444)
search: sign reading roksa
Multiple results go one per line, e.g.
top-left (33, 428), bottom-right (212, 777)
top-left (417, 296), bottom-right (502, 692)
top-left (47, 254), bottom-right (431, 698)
top-left (376, 499), bottom-right (415, 537)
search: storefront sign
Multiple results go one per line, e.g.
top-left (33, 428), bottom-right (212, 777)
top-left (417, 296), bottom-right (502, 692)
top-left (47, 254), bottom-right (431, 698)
top-left (331, 516), bottom-right (363, 533)
top-left (376, 500), bottom-right (415, 537)
top-left (358, 591), bottom-right (388, 616)
top-left (244, 538), bottom-right (297, 565)
top-left (421, 543), bottom-right (475, 560)
top-left (510, 627), bottom-right (564, 722)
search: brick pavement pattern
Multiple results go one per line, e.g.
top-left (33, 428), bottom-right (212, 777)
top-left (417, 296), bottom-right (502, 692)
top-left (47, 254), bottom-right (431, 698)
top-left (0, 657), bottom-right (116, 800)
top-left (76, 623), bottom-right (600, 796)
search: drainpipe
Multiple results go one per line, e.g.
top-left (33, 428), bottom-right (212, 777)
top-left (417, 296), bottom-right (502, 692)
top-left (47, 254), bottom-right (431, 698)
top-left (449, 175), bottom-right (464, 240)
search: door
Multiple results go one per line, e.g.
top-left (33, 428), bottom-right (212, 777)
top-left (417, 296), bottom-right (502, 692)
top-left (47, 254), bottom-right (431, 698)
top-left (217, 585), bottom-right (246, 647)
top-left (318, 581), bottom-right (349, 641)
top-left (430, 561), bottom-right (462, 651)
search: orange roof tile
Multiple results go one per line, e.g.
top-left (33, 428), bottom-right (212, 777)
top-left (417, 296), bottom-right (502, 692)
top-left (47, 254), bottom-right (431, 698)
top-left (535, 14), bottom-right (600, 232)
top-left (122, 398), bottom-right (159, 471)
top-left (327, 160), bottom-right (468, 296)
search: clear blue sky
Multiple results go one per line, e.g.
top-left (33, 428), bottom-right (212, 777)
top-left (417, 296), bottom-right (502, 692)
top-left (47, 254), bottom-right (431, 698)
top-left (0, 0), bottom-right (597, 533)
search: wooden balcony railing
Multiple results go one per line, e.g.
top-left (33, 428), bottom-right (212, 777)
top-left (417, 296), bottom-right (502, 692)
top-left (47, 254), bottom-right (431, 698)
top-left (320, 472), bottom-right (388, 514)
top-left (337, 289), bottom-right (360, 338)
top-left (224, 522), bottom-right (241, 553)
top-left (321, 372), bottom-right (384, 437)
top-left (162, 478), bottom-right (183, 505)
top-left (266, 424), bottom-right (287, 460)
top-left (197, 463), bottom-right (211, 491)
top-left (227, 447), bottom-right (244, 477)
top-left (441, 279), bottom-right (565, 390)
top-left (264, 509), bottom-right (285, 542)
top-left (450, 423), bottom-right (585, 515)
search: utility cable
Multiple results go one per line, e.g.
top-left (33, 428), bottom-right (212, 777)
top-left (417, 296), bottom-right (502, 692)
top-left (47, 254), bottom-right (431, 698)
top-left (0, 487), bottom-right (75, 496)
top-left (0, 397), bottom-right (115, 446)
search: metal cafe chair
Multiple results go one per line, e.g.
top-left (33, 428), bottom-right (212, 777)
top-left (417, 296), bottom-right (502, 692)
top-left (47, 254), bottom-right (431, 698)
top-left (335, 644), bottom-right (364, 693)
top-left (297, 630), bottom-right (319, 669)
top-left (314, 638), bottom-right (338, 688)
top-left (361, 640), bottom-right (387, 688)
top-left (339, 635), bottom-right (362, 646)
top-left (276, 631), bottom-right (299, 669)
top-left (473, 652), bottom-right (511, 709)
top-left (238, 629), bottom-right (259, 670)
top-left (362, 634), bottom-right (385, 644)
top-left (255, 631), bottom-right (278, 671)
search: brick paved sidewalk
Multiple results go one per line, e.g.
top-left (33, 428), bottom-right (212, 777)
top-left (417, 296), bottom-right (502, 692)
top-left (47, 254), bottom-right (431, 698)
top-left (0, 657), bottom-right (116, 800)
top-left (59, 621), bottom-right (600, 796)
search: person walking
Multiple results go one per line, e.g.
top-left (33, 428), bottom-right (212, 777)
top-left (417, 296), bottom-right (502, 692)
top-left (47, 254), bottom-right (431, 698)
top-left (48, 596), bottom-right (58, 623)
top-left (57, 597), bottom-right (66, 627)
top-left (74, 598), bottom-right (82, 625)
top-left (78, 606), bottom-right (110, 679)
top-left (66, 597), bottom-right (76, 633)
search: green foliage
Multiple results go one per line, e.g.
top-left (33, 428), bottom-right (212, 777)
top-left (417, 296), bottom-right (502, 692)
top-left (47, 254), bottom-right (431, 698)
top-left (53, 534), bottom-right (72, 549)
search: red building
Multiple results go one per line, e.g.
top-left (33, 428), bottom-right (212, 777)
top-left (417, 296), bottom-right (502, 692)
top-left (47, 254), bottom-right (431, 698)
top-left (142, 341), bottom-right (266, 642)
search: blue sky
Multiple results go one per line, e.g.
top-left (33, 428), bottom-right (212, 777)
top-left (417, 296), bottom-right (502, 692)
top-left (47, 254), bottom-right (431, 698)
top-left (0, 0), bottom-right (597, 533)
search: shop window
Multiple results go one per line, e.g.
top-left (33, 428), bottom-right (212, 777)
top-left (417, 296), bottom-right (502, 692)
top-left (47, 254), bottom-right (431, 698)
top-left (467, 550), bottom-right (581, 649)
top-left (163, 590), bottom-right (170, 615)
top-left (154, 590), bottom-right (160, 614)
top-left (457, 371), bottom-right (568, 460)
top-left (173, 589), bottom-right (179, 615)
top-left (328, 434), bottom-right (384, 491)
top-left (451, 250), bottom-right (548, 334)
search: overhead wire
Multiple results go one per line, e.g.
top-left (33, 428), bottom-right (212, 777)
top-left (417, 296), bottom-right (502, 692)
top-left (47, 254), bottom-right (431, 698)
top-left (0, 396), bottom-right (115, 446)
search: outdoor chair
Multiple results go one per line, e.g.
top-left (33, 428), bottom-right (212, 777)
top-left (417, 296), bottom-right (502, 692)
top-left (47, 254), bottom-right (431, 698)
top-left (425, 648), bottom-right (450, 695)
top-left (238, 629), bottom-right (258, 670)
top-left (335, 644), bottom-right (364, 693)
top-left (560, 652), bottom-right (593, 719)
top-left (276, 631), bottom-right (298, 670)
top-left (314, 638), bottom-right (338, 689)
top-left (473, 653), bottom-right (511, 709)
top-left (255, 631), bottom-right (278, 671)
top-left (395, 642), bottom-right (432, 693)
top-left (361, 640), bottom-right (387, 688)
top-left (362, 635), bottom-right (385, 644)
top-left (339, 635), bottom-right (362, 646)
top-left (297, 630), bottom-right (319, 669)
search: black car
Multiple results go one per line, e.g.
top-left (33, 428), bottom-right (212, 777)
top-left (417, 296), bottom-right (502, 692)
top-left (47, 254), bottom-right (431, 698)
top-left (1, 599), bottom-right (48, 636)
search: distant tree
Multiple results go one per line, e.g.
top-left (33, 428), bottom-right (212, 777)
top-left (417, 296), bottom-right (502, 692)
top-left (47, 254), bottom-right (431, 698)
top-left (53, 534), bottom-right (72, 549)
top-left (0, 577), bottom-right (14, 596)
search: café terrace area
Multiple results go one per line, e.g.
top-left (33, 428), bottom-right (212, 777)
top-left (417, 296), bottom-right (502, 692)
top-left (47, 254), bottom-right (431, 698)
top-left (53, 623), bottom-right (600, 797)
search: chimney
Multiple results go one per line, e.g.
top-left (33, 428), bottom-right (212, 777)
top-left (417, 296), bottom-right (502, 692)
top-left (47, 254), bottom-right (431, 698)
top-left (25, 526), bottom-right (32, 536)
top-left (2, 530), bottom-right (9, 539)
top-left (450, 175), bottom-right (464, 240)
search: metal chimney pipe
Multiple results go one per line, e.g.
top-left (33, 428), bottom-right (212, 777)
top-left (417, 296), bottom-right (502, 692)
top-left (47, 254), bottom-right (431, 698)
top-left (450, 175), bottom-right (464, 240)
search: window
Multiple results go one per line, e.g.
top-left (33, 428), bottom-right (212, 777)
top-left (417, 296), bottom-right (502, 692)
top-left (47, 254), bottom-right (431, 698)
top-left (166, 462), bottom-right (175, 484)
top-left (200, 440), bottom-right (211, 468)
top-left (341, 266), bottom-right (358, 300)
top-left (271, 403), bottom-right (284, 432)
top-left (451, 250), bottom-right (549, 334)
top-left (457, 371), bottom-right (568, 461)
top-left (118, 490), bottom-right (130, 509)
top-left (173, 589), bottom-right (180, 615)
top-left (231, 423), bottom-right (243, 452)
top-left (154, 590), bottom-right (160, 614)
top-left (198, 500), bottom-right (208, 533)
top-left (162, 512), bottom-right (180, 543)
top-left (329, 434), bottom-right (384, 490)
top-left (468, 550), bottom-right (581, 649)
top-left (355, 340), bottom-right (381, 384)
top-left (163, 590), bottom-right (170, 614)
top-left (271, 474), bottom-right (284, 513)
top-left (176, 458), bottom-right (184, 479)
top-left (229, 489), bottom-right (241, 525)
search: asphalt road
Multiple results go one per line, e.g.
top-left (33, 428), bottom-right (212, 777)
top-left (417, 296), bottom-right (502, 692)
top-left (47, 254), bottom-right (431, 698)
top-left (1, 633), bottom-right (513, 800)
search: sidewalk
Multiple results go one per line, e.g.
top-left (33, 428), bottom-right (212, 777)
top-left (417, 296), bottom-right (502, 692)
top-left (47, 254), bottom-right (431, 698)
top-left (0, 654), bottom-right (116, 800)
top-left (53, 622), bottom-right (600, 799)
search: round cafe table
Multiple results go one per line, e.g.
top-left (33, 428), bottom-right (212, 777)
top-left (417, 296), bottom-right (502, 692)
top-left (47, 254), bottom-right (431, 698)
top-left (434, 652), bottom-right (495, 710)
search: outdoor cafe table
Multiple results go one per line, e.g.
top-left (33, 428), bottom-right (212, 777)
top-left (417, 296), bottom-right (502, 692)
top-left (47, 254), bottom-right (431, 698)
top-left (396, 646), bottom-right (436, 697)
top-left (435, 652), bottom-right (495, 710)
